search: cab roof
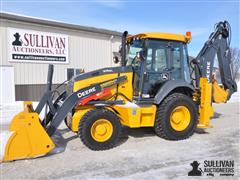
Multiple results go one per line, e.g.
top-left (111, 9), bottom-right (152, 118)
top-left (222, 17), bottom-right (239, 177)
top-left (128, 32), bottom-right (191, 43)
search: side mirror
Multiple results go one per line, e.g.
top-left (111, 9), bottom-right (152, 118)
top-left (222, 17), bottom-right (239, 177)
top-left (113, 52), bottom-right (121, 64)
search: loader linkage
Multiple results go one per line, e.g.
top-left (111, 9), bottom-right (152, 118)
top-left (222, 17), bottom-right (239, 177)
top-left (1, 65), bottom-right (126, 162)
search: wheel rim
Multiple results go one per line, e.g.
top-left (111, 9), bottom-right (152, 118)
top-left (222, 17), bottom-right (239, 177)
top-left (90, 119), bottom-right (113, 142)
top-left (170, 106), bottom-right (191, 131)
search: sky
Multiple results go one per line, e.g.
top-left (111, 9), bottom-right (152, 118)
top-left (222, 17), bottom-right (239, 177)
top-left (1, 0), bottom-right (239, 56)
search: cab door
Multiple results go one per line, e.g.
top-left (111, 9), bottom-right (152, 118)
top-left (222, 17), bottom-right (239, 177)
top-left (141, 40), bottom-right (184, 99)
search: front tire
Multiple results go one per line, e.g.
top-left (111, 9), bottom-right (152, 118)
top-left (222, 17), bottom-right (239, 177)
top-left (78, 108), bottom-right (121, 150)
top-left (154, 93), bottom-right (198, 140)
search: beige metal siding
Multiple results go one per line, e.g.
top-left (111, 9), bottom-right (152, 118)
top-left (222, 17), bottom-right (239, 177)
top-left (0, 19), bottom-right (121, 85)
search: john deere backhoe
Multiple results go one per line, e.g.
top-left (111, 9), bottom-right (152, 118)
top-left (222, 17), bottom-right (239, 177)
top-left (1, 21), bottom-right (237, 162)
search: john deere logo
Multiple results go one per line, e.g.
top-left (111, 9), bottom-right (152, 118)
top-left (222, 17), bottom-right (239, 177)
top-left (77, 87), bottom-right (96, 98)
top-left (161, 73), bottom-right (169, 80)
top-left (12, 32), bottom-right (22, 46)
top-left (188, 161), bottom-right (203, 176)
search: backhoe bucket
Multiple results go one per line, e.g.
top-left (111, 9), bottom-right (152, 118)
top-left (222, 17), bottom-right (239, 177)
top-left (0, 102), bottom-right (55, 162)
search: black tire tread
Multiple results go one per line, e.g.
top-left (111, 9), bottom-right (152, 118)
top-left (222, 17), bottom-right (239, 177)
top-left (78, 108), bottom-right (121, 151)
top-left (154, 93), bottom-right (198, 140)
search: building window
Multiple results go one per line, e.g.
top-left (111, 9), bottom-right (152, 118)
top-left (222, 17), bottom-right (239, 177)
top-left (67, 68), bottom-right (84, 80)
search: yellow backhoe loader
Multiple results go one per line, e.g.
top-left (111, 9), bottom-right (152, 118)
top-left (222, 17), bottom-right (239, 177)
top-left (0, 21), bottom-right (237, 162)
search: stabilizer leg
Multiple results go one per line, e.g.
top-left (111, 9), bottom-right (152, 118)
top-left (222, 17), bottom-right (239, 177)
top-left (197, 78), bottom-right (214, 128)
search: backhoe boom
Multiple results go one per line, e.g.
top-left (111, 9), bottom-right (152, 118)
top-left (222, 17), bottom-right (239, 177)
top-left (193, 21), bottom-right (237, 98)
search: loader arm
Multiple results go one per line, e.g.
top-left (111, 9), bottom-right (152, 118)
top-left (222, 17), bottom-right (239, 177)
top-left (46, 75), bottom-right (126, 136)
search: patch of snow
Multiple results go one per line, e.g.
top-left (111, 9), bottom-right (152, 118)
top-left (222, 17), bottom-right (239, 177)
top-left (0, 102), bottom-right (22, 126)
top-left (0, 101), bottom-right (45, 127)
top-left (0, 131), bottom-right (14, 161)
top-left (227, 82), bottom-right (240, 103)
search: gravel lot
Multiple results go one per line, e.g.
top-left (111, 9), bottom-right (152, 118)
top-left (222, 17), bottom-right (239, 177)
top-left (0, 101), bottom-right (239, 179)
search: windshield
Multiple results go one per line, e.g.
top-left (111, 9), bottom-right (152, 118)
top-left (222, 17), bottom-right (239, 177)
top-left (126, 39), bottom-right (144, 66)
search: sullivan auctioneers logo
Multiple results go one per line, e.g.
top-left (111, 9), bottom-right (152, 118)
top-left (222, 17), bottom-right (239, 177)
top-left (188, 160), bottom-right (234, 177)
top-left (8, 28), bottom-right (68, 64)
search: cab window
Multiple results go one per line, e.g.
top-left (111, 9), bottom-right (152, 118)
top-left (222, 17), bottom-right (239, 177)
top-left (126, 39), bottom-right (143, 66)
top-left (146, 40), bottom-right (168, 72)
top-left (183, 44), bottom-right (191, 83)
top-left (172, 44), bottom-right (181, 69)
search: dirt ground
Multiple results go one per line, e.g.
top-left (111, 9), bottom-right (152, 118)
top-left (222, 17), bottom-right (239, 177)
top-left (1, 102), bottom-right (239, 180)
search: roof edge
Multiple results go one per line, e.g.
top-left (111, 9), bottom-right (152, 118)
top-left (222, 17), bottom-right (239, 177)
top-left (0, 12), bottom-right (122, 37)
top-left (128, 32), bottom-right (191, 43)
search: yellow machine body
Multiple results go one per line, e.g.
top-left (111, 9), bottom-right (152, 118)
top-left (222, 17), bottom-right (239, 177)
top-left (70, 70), bottom-right (157, 131)
top-left (71, 104), bottom-right (157, 131)
top-left (2, 102), bottom-right (55, 162)
top-left (70, 75), bottom-right (218, 132)
top-left (112, 104), bottom-right (157, 128)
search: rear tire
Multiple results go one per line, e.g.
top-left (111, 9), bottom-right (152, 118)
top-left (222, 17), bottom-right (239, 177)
top-left (78, 108), bottom-right (121, 150)
top-left (154, 93), bottom-right (198, 140)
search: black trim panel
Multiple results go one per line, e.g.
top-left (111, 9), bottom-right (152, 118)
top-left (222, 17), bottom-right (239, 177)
top-left (154, 80), bottom-right (194, 104)
top-left (74, 66), bottom-right (132, 81)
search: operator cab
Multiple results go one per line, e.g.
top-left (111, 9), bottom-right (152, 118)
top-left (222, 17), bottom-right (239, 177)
top-left (125, 32), bottom-right (192, 103)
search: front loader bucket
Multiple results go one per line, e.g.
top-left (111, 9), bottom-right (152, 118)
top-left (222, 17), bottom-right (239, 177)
top-left (0, 102), bottom-right (55, 162)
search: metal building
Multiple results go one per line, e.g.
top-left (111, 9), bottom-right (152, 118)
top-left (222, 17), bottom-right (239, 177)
top-left (0, 13), bottom-right (122, 102)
